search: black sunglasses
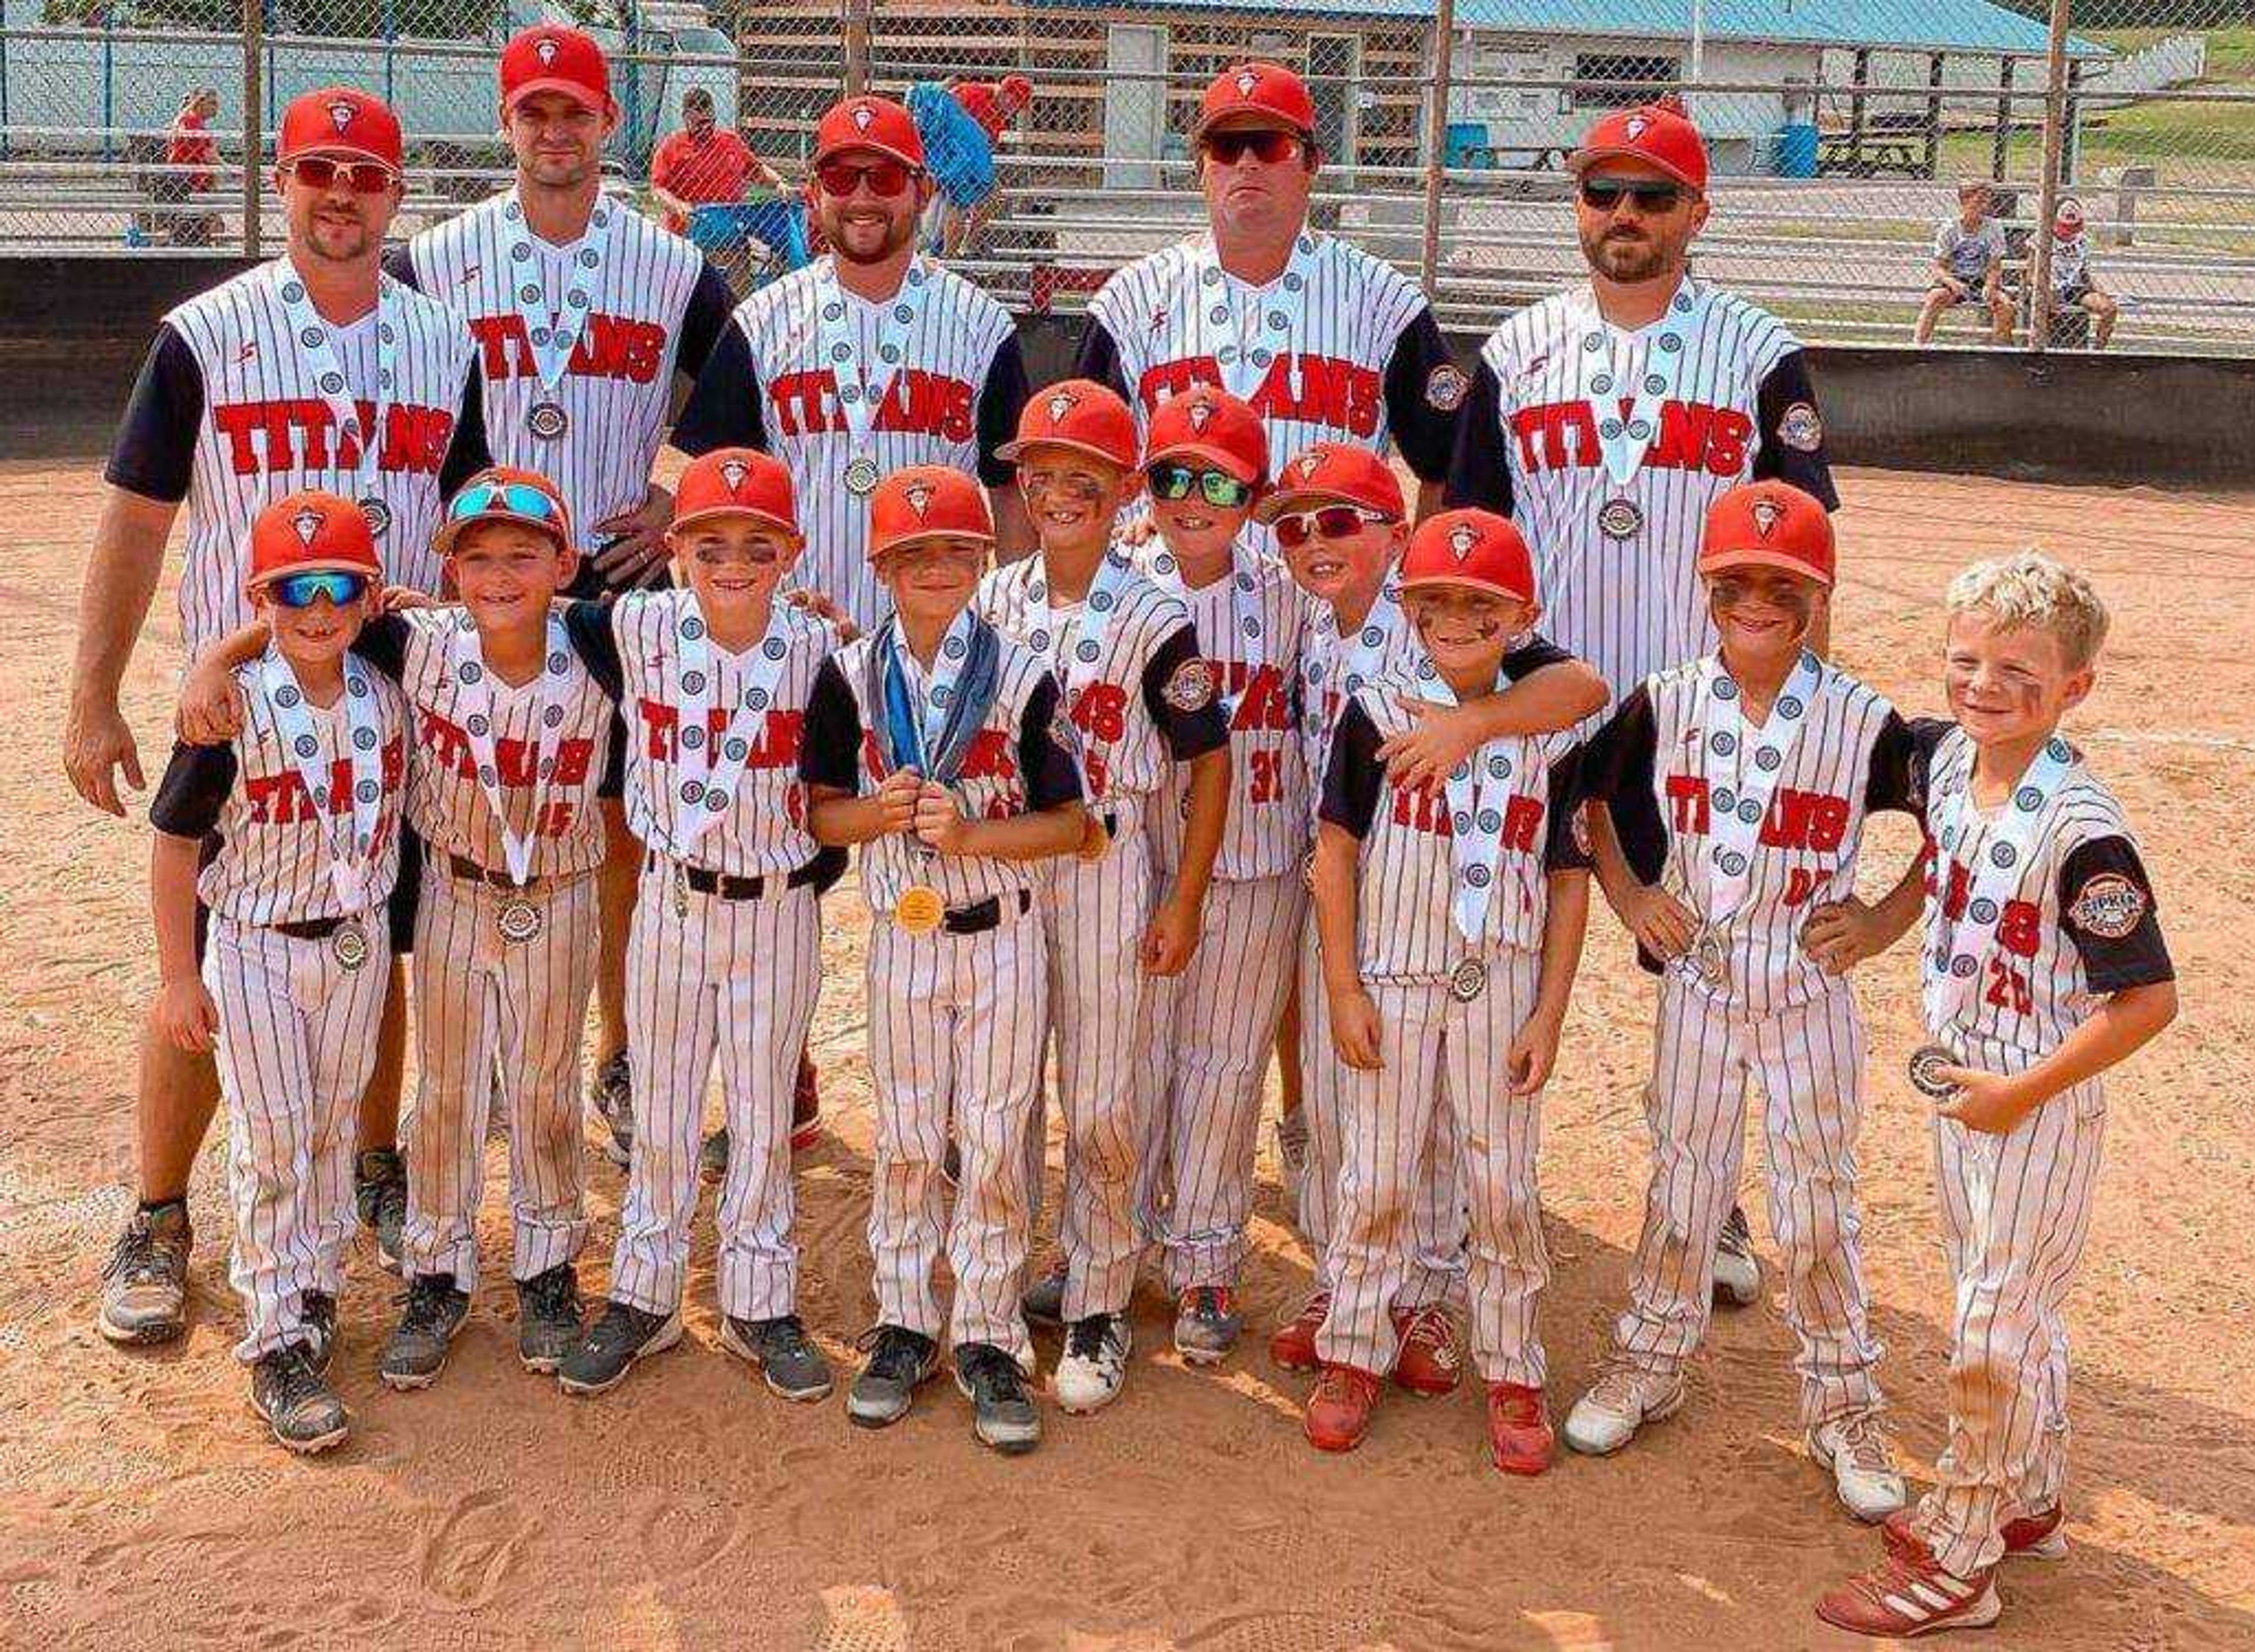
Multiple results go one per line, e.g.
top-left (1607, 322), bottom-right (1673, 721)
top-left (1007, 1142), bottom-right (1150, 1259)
top-left (1578, 177), bottom-right (1685, 214)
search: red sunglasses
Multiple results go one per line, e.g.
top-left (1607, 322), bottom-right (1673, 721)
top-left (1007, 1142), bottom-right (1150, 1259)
top-left (284, 155), bottom-right (396, 194)
top-left (1200, 130), bottom-right (1304, 167)
top-left (815, 159), bottom-right (914, 200)
top-left (1273, 504), bottom-right (1391, 549)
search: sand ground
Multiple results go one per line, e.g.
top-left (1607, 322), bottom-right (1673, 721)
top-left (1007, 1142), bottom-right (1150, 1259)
top-left (1, 458), bottom-right (2250, 1651)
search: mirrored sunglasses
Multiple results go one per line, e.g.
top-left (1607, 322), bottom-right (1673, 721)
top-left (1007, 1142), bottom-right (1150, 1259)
top-left (268, 571), bottom-right (369, 609)
top-left (1148, 464), bottom-right (1255, 509)
top-left (1273, 504), bottom-right (1390, 549)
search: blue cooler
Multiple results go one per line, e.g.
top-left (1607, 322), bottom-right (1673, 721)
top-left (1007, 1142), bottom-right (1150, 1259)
top-left (688, 198), bottom-right (810, 275)
top-left (1776, 122), bottom-right (1819, 178)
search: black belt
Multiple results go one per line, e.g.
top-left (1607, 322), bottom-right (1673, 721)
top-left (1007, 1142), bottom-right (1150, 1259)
top-left (272, 915), bottom-right (351, 941)
top-left (447, 851), bottom-right (543, 891)
top-left (942, 888), bottom-right (1032, 935)
top-left (654, 851), bottom-right (824, 902)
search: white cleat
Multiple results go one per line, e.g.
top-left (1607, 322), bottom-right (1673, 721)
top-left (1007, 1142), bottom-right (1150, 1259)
top-left (1810, 1411), bottom-right (1910, 1523)
top-left (1712, 1205), bottom-right (1763, 1308)
top-left (1053, 1312), bottom-right (1132, 1414)
top-left (1563, 1360), bottom-right (1685, 1455)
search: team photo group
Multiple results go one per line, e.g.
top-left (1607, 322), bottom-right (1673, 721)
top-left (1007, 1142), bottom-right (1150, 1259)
top-left (59, 28), bottom-right (2178, 1643)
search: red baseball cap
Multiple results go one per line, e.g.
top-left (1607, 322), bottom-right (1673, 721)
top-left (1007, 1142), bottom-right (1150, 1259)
top-left (248, 490), bottom-right (383, 589)
top-left (869, 466), bottom-right (994, 561)
top-left (997, 379), bottom-right (1140, 471)
top-left (278, 87), bottom-right (403, 174)
top-left (500, 25), bottom-right (611, 116)
top-left (435, 465), bottom-right (576, 559)
top-left (1399, 510), bottom-right (1539, 606)
top-left (1194, 62), bottom-right (1317, 139)
top-left (1569, 100), bottom-right (1709, 193)
top-left (1144, 387), bottom-right (1267, 486)
top-left (1001, 75), bottom-right (1033, 106)
top-left (1698, 480), bottom-right (1835, 588)
top-left (670, 448), bottom-right (802, 542)
top-left (813, 96), bottom-right (925, 170)
top-left (1253, 442), bottom-right (1405, 524)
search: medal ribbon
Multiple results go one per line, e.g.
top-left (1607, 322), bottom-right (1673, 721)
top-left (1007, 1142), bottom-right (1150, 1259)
top-left (270, 258), bottom-right (398, 507)
top-left (1194, 231), bottom-right (1320, 403)
top-left (1578, 275), bottom-right (1705, 490)
top-left (673, 596), bottom-right (796, 844)
top-left (1146, 547), bottom-right (1264, 718)
top-left (1413, 655), bottom-right (1536, 947)
top-left (1695, 649), bottom-right (1824, 929)
top-left (867, 609), bottom-right (1002, 784)
top-left (261, 648), bottom-right (385, 909)
top-left (813, 256), bottom-right (931, 453)
top-left (503, 190), bottom-right (614, 393)
top-left (1920, 731), bottom-right (2074, 1033)
top-left (1027, 548), bottom-right (1136, 801)
top-left (449, 612), bottom-right (573, 886)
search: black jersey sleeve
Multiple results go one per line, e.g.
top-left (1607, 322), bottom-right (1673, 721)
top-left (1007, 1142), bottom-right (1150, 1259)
top-left (1750, 349), bottom-right (1839, 510)
top-left (1543, 745), bottom-right (1593, 872)
top-left (1141, 622), bottom-right (1231, 761)
top-left (1501, 632), bottom-right (1573, 682)
top-left (1073, 318), bottom-right (1132, 403)
top-left (105, 323), bottom-right (204, 504)
top-left (149, 740), bottom-right (237, 838)
top-left (1317, 702), bottom-right (1386, 839)
top-left (437, 366), bottom-right (492, 496)
top-left (2058, 835), bottom-right (2174, 992)
top-left (379, 244), bottom-right (420, 289)
top-left (976, 333), bottom-right (1032, 487)
top-left (1382, 306), bottom-right (1465, 484)
top-left (1863, 710), bottom-right (1926, 817)
top-left (799, 657), bottom-right (864, 792)
top-left (671, 322), bottom-right (769, 454)
top-left (351, 613), bottom-right (410, 681)
top-left (676, 260), bottom-right (739, 379)
top-left (561, 599), bottom-right (625, 702)
top-left (1583, 688), bottom-right (1667, 887)
top-left (1442, 359), bottom-right (1514, 515)
top-left (1018, 672), bottom-right (1085, 811)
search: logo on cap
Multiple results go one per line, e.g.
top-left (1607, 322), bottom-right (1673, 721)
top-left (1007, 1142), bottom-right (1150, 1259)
top-left (534, 33), bottom-right (558, 66)
top-left (1448, 521), bottom-right (1479, 562)
top-left (719, 458), bottom-right (749, 492)
top-left (1187, 400), bottom-right (1213, 433)
top-left (1045, 388), bottom-right (1078, 424)
top-left (851, 102), bottom-right (874, 133)
top-left (1235, 69), bottom-right (1259, 97)
top-left (1625, 114), bottom-right (1650, 140)
top-left (294, 506), bottom-right (323, 545)
top-left (903, 481), bottom-right (935, 520)
top-left (327, 99), bottom-right (357, 134)
top-left (1750, 498), bottom-right (1783, 538)
top-left (1296, 453), bottom-right (1323, 480)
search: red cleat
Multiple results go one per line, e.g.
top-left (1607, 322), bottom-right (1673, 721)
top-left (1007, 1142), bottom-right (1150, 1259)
top-left (1304, 1364), bottom-right (1382, 1453)
top-left (1815, 1537), bottom-right (2000, 1638)
top-left (1389, 1305), bottom-right (1462, 1396)
top-left (1486, 1382), bottom-right (1554, 1476)
top-left (790, 1053), bottom-right (822, 1152)
top-left (1267, 1290), bottom-right (1328, 1373)
top-left (1884, 1503), bottom-right (2068, 1564)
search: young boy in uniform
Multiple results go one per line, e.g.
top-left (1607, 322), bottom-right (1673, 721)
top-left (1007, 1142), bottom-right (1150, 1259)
top-left (802, 464), bottom-right (1087, 1454)
top-left (559, 449), bottom-right (842, 1403)
top-left (1126, 385), bottom-right (1309, 1364)
top-left (149, 491), bottom-right (408, 1452)
top-left (1564, 481), bottom-right (1923, 1523)
top-left (978, 381), bottom-right (1231, 1414)
top-left (1305, 508), bottom-right (1591, 1473)
top-left (1262, 445), bottom-right (1603, 1385)
top-left (1817, 551), bottom-right (2176, 1637)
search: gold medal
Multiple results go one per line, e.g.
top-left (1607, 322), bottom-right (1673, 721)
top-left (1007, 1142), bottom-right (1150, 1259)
top-left (894, 884), bottom-right (945, 934)
top-left (1078, 814), bottom-right (1111, 862)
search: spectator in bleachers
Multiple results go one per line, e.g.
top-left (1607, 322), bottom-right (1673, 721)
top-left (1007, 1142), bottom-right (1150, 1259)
top-left (160, 87), bottom-right (220, 247)
top-left (649, 86), bottom-right (785, 235)
top-left (1914, 179), bottom-right (2013, 345)
top-left (906, 74), bottom-right (1032, 258)
top-left (2047, 198), bottom-right (2119, 351)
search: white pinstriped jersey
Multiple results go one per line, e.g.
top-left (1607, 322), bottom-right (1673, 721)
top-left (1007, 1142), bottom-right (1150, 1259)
top-left (680, 257), bottom-right (1018, 631)
top-left (403, 190), bottom-right (708, 538)
top-left (1916, 724), bottom-right (2172, 1059)
top-left (1467, 278), bottom-right (1810, 704)
top-left (137, 259), bottom-right (476, 657)
top-left (1297, 580), bottom-right (1412, 841)
top-left (806, 634), bottom-right (1080, 912)
top-left (1322, 663), bottom-right (1581, 980)
top-left (978, 547), bottom-right (1229, 803)
top-left (612, 590), bottom-right (837, 877)
top-left (372, 608), bottom-right (619, 880)
top-left (150, 652), bottom-right (408, 923)
top-left (1588, 655), bottom-right (1920, 1019)
top-left (1132, 541), bottom-right (1308, 881)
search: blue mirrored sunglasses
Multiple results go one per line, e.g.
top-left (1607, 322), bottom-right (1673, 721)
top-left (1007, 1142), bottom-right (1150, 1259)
top-left (449, 480), bottom-right (561, 523)
top-left (268, 571), bottom-right (369, 609)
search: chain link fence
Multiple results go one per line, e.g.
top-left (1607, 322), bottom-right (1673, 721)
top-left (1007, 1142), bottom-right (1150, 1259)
top-left (3, 0), bottom-right (2250, 355)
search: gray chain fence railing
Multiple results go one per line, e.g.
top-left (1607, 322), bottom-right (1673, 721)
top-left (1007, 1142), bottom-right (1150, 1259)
top-left (2, 0), bottom-right (2249, 355)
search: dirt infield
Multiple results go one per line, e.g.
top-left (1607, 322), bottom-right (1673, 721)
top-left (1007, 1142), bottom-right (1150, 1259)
top-left (1, 457), bottom-right (2249, 1651)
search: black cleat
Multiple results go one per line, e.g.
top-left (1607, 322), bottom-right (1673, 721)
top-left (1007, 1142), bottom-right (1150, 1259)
top-left (955, 1342), bottom-right (1041, 1454)
top-left (99, 1201), bottom-right (192, 1345)
top-left (516, 1264), bottom-right (585, 1374)
top-left (250, 1344), bottom-right (348, 1454)
top-left (354, 1149), bottom-right (408, 1275)
top-left (557, 1299), bottom-right (681, 1397)
top-left (379, 1273), bottom-right (470, 1391)
top-left (845, 1324), bottom-right (938, 1428)
top-left (721, 1313), bottom-right (834, 1401)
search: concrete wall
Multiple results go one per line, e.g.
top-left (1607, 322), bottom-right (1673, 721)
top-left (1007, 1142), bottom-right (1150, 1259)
top-left (8, 255), bottom-right (2251, 490)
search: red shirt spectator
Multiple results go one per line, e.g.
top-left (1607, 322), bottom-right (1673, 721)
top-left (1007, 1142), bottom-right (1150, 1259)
top-left (951, 74), bottom-right (1031, 143)
top-left (166, 91), bottom-right (219, 194)
top-left (649, 92), bottom-right (779, 234)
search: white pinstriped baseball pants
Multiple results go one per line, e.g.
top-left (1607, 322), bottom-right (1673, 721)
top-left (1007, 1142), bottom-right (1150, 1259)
top-left (1318, 950), bottom-right (1549, 1387)
top-left (1611, 970), bottom-right (1886, 1429)
top-left (206, 913), bottom-right (390, 1363)
top-left (1914, 1031), bottom-right (2106, 1577)
top-left (1295, 925), bottom-right (1463, 1310)
top-left (1136, 873), bottom-right (1304, 1292)
top-left (608, 858), bottom-right (821, 1320)
top-left (869, 900), bottom-right (1046, 1363)
top-left (1022, 811), bottom-right (1156, 1321)
top-left (400, 865), bottom-right (597, 1292)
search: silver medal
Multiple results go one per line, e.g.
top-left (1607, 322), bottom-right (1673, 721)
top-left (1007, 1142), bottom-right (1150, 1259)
top-left (1597, 498), bottom-right (1644, 541)
top-left (497, 898), bottom-right (543, 944)
top-left (1692, 928), bottom-right (1728, 986)
top-left (1448, 957), bottom-right (1488, 1003)
top-left (527, 400), bottom-right (570, 441)
top-left (844, 454), bottom-right (881, 497)
top-left (1906, 1044), bottom-right (1964, 1103)
top-left (331, 920), bottom-right (370, 972)
top-left (358, 497), bottom-right (391, 537)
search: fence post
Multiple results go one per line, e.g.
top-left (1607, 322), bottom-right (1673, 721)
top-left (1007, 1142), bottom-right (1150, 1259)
top-left (243, 0), bottom-right (262, 260)
top-left (2027, 0), bottom-right (2071, 352)
top-left (843, 0), bottom-right (870, 97)
top-left (1417, 0), bottom-right (1456, 296)
top-left (1991, 56), bottom-right (2014, 183)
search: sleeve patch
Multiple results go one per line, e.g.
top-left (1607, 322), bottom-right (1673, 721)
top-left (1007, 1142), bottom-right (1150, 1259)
top-left (1778, 402), bottom-right (1823, 452)
top-left (1161, 658), bottom-right (1217, 713)
top-left (1425, 363), bottom-right (1470, 412)
top-left (1570, 805), bottom-right (1593, 857)
top-left (2069, 871), bottom-right (2148, 939)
